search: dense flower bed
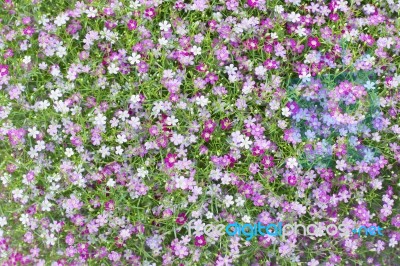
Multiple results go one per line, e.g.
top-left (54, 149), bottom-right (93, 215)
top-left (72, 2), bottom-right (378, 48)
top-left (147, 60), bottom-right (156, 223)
top-left (0, 0), bottom-right (399, 265)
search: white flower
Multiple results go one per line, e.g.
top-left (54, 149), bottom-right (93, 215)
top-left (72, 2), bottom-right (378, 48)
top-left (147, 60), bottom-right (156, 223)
top-left (295, 26), bottom-right (307, 37)
top-left (242, 215), bottom-right (251, 223)
top-left (108, 63), bottom-right (119, 74)
top-left (0, 217), bottom-right (6, 227)
top-left (270, 32), bottom-right (279, 39)
top-left (275, 5), bottom-right (284, 13)
top-left (94, 113), bottom-right (107, 126)
top-left (23, 56), bottom-right (31, 65)
top-left (56, 46), bottom-right (67, 58)
top-left (110, 117), bottom-right (119, 128)
top-left (128, 116), bottom-right (141, 129)
top-left (106, 178), bottom-right (116, 187)
top-left (363, 4), bottom-right (375, 15)
top-left (158, 37), bottom-right (168, 46)
top-left (336, 159), bottom-right (347, 171)
top-left (50, 66), bottom-right (61, 76)
top-left (228, 74), bottom-right (238, 83)
top-left (299, 72), bottom-right (311, 81)
top-left (85, 7), bottom-right (98, 18)
top-left (39, 15), bottom-right (50, 25)
top-left (254, 66), bottom-right (266, 77)
top-left (28, 127), bottom-right (39, 138)
top-left (46, 233), bottom-right (57, 246)
top-left (235, 197), bottom-right (245, 207)
top-left (171, 133), bottom-right (184, 146)
top-left (196, 95), bottom-right (209, 107)
top-left (28, 148), bottom-right (38, 158)
top-left (99, 145), bottom-right (110, 158)
top-left (116, 133), bottom-right (127, 144)
top-left (389, 238), bottom-right (398, 248)
top-left (128, 53), bottom-right (141, 65)
top-left (269, 100), bottom-right (280, 110)
top-left (364, 80), bottom-right (375, 91)
top-left (54, 13), bottom-right (69, 26)
top-left (223, 195), bottom-right (234, 207)
top-left (41, 200), bottom-right (52, 212)
top-left (118, 111), bottom-right (129, 121)
top-left (287, 12), bottom-right (300, 23)
top-left (130, 94), bottom-right (141, 104)
top-left (159, 21), bottom-right (171, 31)
top-left (130, 0), bottom-right (141, 9)
top-left (286, 157), bottom-right (298, 169)
top-left (239, 136), bottom-right (253, 149)
top-left (115, 146), bottom-right (124, 155)
top-left (175, 176), bottom-right (188, 190)
top-left (290, 0), bottom-right (301, 6)
top-left (12, 189), bottom-right (23, 199)
top-left (277, 120), bottom-right (287, 129)
top-left (282, 107), bottom-right (291, 117)
top-left (137, 167), bottom-right (148, 178)
top-left (164, 116), bottom-right (178, 126)
top-left (19, 214), bottom-right (30, 226)
top-left (190, 46), bottom-right (202, 56)
top-left (225, 64), bottom-right (237, 75)
top-left (221, 173), bottom-right (232, 185)
top-left (35, 140), bottom-right (46, 152)
top-left (65, 148), bottom-right (74, 157)
top-left (372, 132), bottom-right (381, 142)
top-left (192, 219), bottom-right (205, 236)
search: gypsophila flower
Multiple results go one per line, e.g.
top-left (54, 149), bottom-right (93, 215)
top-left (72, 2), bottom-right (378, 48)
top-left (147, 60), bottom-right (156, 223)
top-left (0, 1), bottom-right (398, 265)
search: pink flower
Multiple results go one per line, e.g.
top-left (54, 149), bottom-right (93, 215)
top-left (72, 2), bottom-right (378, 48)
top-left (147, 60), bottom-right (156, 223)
top-left (204, 119), bottom-right (216, 133)
top-left (261, 155), bottom-right (275, 168)
top-left (164, 153), bottom-right (177, 168)
top-left (175, 213), bottom-right (187, 225)
top-left (308, 37), bottom-right (321, 49)
top-left (201, 130), bottom-right (211, 142)
top-left (247, 0), bottom-right (258, 8)
top-left (144, 8), bottom-right (156, 19)
top-left (22, 26), bottom-right (35, 36)
top-left (287, 175), bottom-right (297, 186)
top-left (127, 20), bottom-right (137, 30)
top-left (220, 118), bottom-right (232, 130)
top-left (104, 200), bottom-right (115, 211)
top-left (194, 235), bottom-right (206, 247)
top-left (0, 64), bottom-right (9, 76)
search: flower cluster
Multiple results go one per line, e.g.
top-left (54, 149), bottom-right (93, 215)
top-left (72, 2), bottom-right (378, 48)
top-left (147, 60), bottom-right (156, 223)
top-left (0, 0), bottom-right (399, 265)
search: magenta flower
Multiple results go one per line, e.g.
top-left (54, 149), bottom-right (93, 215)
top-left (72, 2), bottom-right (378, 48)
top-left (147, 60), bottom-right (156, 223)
top-left (204, 119), bottom-right (216, 133)
top-left (194, 235), bottom-right (206, 247)
top-left (175, 213), bottom-right (187, 225)
top-left (252, 146), bottom-right (265, 156)
top-left (261, 155), bottom-right (275, 168)
top-left (307, 37), bottom-right (321, 49)
top-left (287, 175), bottom-right (297, 186)
top-left (104, 200), bottom-right (115, 211)
top-left (164, 153), bottom-right (177, 168)
top-left (201, 130), bottom-right (211, 142)
top-left (22, 26), bottom-right (35, 36)
top-left (247, 0), bottom-right (258, 8)
top-left (286, 101), bottom-right (300, 115)
top-left (144, 8), bottom-right (156, 19)
top-left (7, 128), bottom-right (26, 147)
top-left (392, 214), bottom-right (400, 228)
top-left (220, 118), bottom-right (232, 130)
top-left (127, 19), bottom-right (137, 31)
top-left (0, 64), bottom-right (9, 76)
